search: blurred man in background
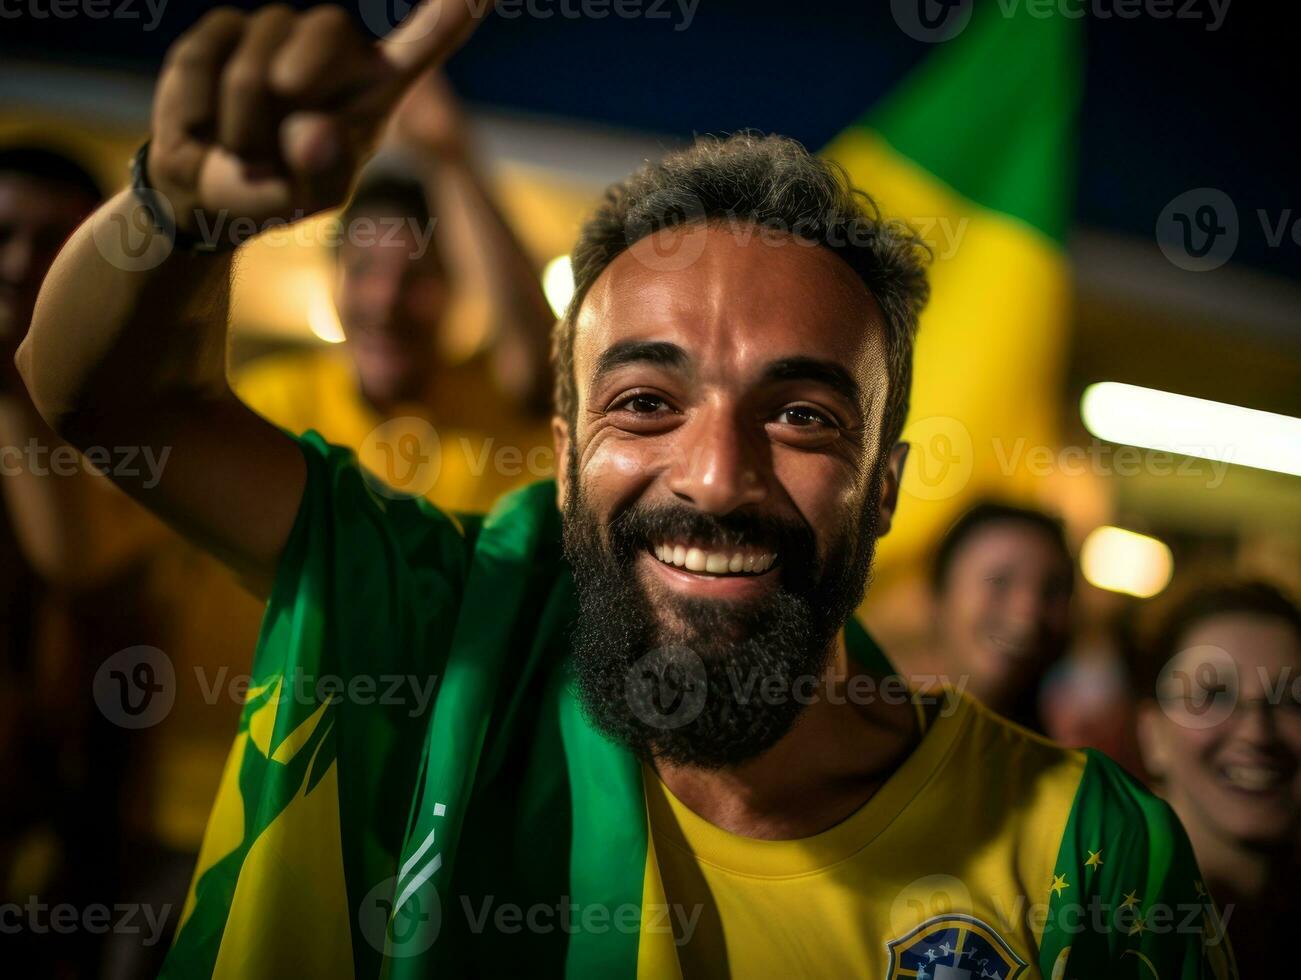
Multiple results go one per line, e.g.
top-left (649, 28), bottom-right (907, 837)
top-left (908, 501), bottom-right (1075, 731)
top-left (1136, 579), bottom-right (1301, 980)
top-left (234, 70), bottom-right (555, 512)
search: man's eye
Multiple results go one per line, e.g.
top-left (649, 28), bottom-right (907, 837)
top-left (615, 394), bottom-right (668, 415)
top-left (776, 406), bottom-right (834, 428)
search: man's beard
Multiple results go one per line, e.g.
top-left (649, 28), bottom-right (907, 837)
top-left (562, 454), bottom-right (884, 770)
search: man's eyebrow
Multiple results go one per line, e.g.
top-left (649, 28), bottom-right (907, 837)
top-left (760, 357), bottom-right (864, 410)
top-left (591, 340), bottom-right (690, 388)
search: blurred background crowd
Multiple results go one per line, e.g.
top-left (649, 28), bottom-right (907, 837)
top-left (1, 1), bottom-right (1298, 977)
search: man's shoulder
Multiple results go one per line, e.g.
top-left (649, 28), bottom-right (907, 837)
top-left (957, 695), bottom-right (1173, 835)
top-left (956, 694), bottom-right (1090, 794)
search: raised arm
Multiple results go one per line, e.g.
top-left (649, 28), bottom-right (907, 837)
top-left (15, 2), bottom-right (485, 595)
top-left (389, 71), bottom-right (556, 416)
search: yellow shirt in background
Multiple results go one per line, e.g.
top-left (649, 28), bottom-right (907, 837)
top-left (233, 348), bottom-right (555, 514)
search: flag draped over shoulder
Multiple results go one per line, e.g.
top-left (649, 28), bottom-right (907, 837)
top-left (823, 4), bottom-right (1081, 577)
top-left (162, 432), bottom-right (629, 978)
top-left (163, 432), bottom-right (898, 978)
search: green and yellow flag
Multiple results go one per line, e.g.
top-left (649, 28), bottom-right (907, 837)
top-left (824, 3), bottom-right (1080, 577)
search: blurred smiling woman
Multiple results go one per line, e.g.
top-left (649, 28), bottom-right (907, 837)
top-left (1137, 580), bottom-right (1301, 979)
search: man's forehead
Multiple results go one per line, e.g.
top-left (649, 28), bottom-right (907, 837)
top-left (574, 222), bottom-right (887, 383)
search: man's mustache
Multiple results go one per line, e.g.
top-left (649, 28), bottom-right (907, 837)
top-left (605, 502), bottom-right (820, 590)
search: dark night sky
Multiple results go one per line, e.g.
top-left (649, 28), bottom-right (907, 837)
top-left (2, 0), bottom-right (1296, 279)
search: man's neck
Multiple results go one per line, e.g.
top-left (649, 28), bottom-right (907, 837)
top-left (651, 632), bottom-right (923, 840)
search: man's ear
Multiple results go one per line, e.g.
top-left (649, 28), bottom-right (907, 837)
top-left (875, 442), bottom-right (910, 537)
top-left (552, 415), bottom-right (570, 510)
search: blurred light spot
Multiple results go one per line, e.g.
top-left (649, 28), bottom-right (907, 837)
top-left (308, 286), bottom-right (345, 344)
top-left (542, 255), bottom-right (574, 319)
top-left (1081, 526), bottom-right (1173, 598)
top-left (1081, 382), bottom-right (1301, 478)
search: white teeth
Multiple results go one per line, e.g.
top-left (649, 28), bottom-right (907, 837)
top-left (1224, 765), bottom-right (1281, 791)
top-left (650, 543), bottom-right (778, 576)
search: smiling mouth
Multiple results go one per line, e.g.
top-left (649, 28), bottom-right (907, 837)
top-left (649, 542), bottom-right (777, 577)
top-left (1219, 763), bottom-right (1292, 794)
top-left (985, 634), bottom-right (1036, 659)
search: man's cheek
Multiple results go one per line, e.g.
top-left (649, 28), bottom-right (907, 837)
top-left (583, 436), bottom-right (666, 502)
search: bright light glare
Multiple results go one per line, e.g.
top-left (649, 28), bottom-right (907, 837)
top-left (1080, 525), bottom-right (1173, 598)
top-left (1081, 382), bottom-right (1301, 478)
top-left (307, 287), bottom-right (345, 344)
top-left (542, 255), bottom-right (575, 320)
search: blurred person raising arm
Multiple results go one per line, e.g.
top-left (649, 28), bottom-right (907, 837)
top-left (233, 67), bottom-right (555, 513)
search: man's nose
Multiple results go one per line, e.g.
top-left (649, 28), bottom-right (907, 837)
top-left (666, 403), bottom-right (768, 515)
top-left (1003, 585), bottom-right (1051, 634)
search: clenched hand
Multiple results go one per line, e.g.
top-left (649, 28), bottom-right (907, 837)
top-left (147, 1), bottom-right (484, 240)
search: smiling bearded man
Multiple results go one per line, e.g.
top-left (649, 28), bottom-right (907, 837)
top-left (18, 4), bottom-right (1235, 978)
top-left (558, 138), bottom-right (916, 776)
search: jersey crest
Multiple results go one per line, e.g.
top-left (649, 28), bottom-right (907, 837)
top-left (886, 914), bottom-right (1028, 980)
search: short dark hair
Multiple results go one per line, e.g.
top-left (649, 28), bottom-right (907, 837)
top-left (1136, 579), bottom-right (1301, 697)
top-left (552, 132), bottom-right (932, 453)
top-left (931, 501), bottom-right (1073, 594)
top-left (338, 171), bottom-right (431, 231)
top-left (0, 144), bottom-right (104, 203)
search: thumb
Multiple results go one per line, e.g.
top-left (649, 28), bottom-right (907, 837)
top-left (377, 0), bottom-right (487, 81)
